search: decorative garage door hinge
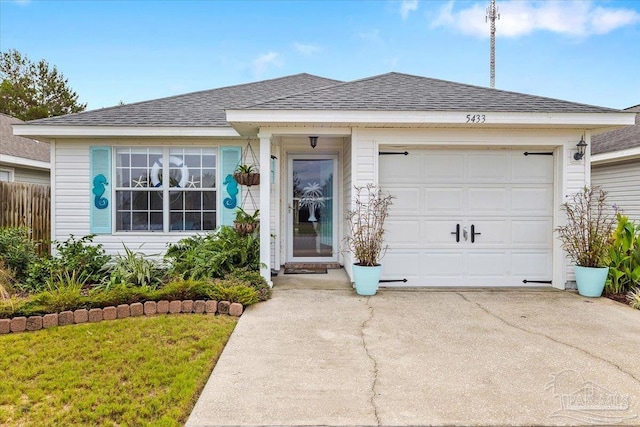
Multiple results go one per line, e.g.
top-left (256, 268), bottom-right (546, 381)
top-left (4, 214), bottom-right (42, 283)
top-left (522, 279), bottom-right (553, 284)
top-left (379, 151), bottom-right (409, 156)
top-left (379, 279), bottom-right (408, 283)
top-left (523, 152), bottom-right (553, 156)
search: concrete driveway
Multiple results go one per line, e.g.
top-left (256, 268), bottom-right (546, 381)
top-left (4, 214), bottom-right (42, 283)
top-left (186, 282), bottom-right (640, 426)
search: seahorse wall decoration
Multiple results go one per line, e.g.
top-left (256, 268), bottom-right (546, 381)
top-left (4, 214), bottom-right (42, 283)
top-left (92, 174), bottom-right (109, 209)
top-left (223, 174), bottom-right (238, 209)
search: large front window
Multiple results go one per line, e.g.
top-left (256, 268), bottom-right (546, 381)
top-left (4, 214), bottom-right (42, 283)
top-left (115, 147), bottom-right (217, 232)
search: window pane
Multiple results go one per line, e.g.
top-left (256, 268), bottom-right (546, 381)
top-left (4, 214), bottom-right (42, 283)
top-left (202, 212), bottom-right (216, 230)
top-left (202, 169), bottom-right (216, 188)
top-left (203, 192), bottom-right (216, 210)
top-left (185, 191), bottom-right (201, 210)
top-left (150, 212), bottom-right (163, 231)
top-left (116, 211), bottom-right (131, 231)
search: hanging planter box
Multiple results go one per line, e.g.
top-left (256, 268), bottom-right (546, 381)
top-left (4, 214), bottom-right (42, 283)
top-left (234, 221), bottom-right (258, 236)
top-left (233, 172), bottom-right (260, 187)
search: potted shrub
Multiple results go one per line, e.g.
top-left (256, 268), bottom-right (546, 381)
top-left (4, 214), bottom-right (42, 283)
top-left (345, 184), bottom-right (393, 296)
top-left (234, 207), bottom-right (259, 236)
top-left (556, 186), bottom-right (617, 297)
top-left (233, 164), bottom-right (260, 187)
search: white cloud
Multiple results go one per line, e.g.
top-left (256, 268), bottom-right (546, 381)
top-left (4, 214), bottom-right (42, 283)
top-left (431, 0), bottom-right (640, 38)
top-left (400, 0), bottom-right (419, 20)
top-left (252, 51), bottom-right (282, 76)
top-left (293, 42), bottom-right (321, 56)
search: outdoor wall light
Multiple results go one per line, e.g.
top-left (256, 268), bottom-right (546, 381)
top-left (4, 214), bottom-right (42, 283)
top-left (309, 136), bottom-right (318, 149)
top-left (574, 136), bottom-right (587, 160)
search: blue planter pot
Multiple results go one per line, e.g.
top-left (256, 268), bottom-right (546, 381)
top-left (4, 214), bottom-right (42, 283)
top-left (574, 266), bottom-right (608, 297)
top-left (352, 264), bottom-right (382, 296)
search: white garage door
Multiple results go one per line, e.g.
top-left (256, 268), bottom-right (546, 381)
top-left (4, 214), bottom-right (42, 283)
top-left (379, 149), bottom-right (554, 287)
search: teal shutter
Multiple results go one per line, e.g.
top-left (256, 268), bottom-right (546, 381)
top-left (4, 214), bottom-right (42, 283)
top-left (90, 146), bottom-right (112, 234)
top-left (220, 146), bottom-right (241, 226)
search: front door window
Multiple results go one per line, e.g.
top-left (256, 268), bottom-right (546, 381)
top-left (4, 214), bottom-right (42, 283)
top-left (289, 156), bottom-right (337, 261)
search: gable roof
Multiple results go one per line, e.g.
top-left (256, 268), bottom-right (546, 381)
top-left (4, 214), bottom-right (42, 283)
top-left (25, 73), bottom-right (341, 127)
top-left (592, 104), bottom-right (640, 155)
top-left (244, 72), bottom-right (618, 113)
top-left (0, 113), bottom-right (50, 163)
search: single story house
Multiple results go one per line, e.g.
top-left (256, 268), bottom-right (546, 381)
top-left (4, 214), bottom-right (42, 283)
top-left (1, 113), bottom-right (50, 184)
top-left (591, 104), bottom-right (640, 221)
top-left (13, 72), bottom-right (635, 289)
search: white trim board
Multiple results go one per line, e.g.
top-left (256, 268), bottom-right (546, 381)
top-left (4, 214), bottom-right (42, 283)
top-left (591, 147), bottom-right (640, 165)
top-left (0, 154), bottom-right (50, 170)
top-left (227, 110), bottom-right (635, 129)
top-left (13, 125), bottom-right (240, 138)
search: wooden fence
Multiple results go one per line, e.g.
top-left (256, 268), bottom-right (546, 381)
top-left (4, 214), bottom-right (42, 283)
top-left (0, 182), bottom-right (51, 255)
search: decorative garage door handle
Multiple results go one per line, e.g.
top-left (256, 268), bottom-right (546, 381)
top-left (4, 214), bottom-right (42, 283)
top-left (450, 224), bottom-right (460, 242)
top-left (471, 225), bottom-right (482, 243)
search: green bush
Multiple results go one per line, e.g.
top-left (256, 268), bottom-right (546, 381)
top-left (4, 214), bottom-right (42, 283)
top-left (151, 278), bottom-right (213, 301)
top-left (87, 284), bottom-right (153, 308)
top-left (165, 226), bottom-right (261, 280)
top-left (227, 267), bottom-right (271, 301)
top-left (208, 278), bottom-right (259, 306)
top-left (0, 227), bottom-right (38, 282)
top-left (25, 235), bottom-right (111, 292)
top-left (0, 260), bottom-right (17, 299)
top-left (607, 214), bottom-right (640, 295)
top-left (104, 245), bottom-right (165, 289)
top-left (33, 272), bottom-right (87, 313)
top-left (0, 297), bottom-right (46, 318)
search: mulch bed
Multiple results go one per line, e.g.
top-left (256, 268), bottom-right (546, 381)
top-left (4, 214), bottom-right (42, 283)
top-left (605, 293), bottom-right (628, 304)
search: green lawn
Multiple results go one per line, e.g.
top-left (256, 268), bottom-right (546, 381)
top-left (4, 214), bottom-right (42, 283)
top-left (0, 314), bottom-right (237, 426)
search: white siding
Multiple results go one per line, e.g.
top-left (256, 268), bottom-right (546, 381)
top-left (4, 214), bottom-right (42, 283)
top-left (54, 138), bottom-right (254, 258)
top-left (592, 160), bottom-right (640, 222)
top-left (13, 167), bottom-right (49, 184)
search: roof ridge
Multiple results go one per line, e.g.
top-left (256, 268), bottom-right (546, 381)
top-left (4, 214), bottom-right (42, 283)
top-left (26, 73), bottom-right (339, 124)
top-left (242, 72), bottom-right (398, 109)
top-left (238, 78), bottom-right (347, 109)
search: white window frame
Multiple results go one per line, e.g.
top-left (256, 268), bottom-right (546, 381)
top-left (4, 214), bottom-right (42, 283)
top-left (0, 167), bottom-right (15, 182)
top-left (113, 146), bottom-right (218, 233)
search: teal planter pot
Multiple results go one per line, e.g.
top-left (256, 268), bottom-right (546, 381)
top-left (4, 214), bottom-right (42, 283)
top-left (574, 266), bottom-right (609, 297)
top-left (352, 264), bottom-right (382, 296)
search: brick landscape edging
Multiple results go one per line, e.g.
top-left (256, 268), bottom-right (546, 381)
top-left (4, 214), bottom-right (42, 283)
top-left (0, 300), bottom-right (242, 335)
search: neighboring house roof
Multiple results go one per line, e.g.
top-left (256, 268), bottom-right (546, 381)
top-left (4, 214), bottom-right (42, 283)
top-left (592, 104), bottom-right (640, 155)
top-left (0, 113), bottom-right (50, 164)
top-left (244, 72), bottom-right (618, 113)
top-left (25, 74), bottom-right (342, 127)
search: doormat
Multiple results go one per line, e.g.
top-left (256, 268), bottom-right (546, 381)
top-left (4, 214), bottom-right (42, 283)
top-left (284, 267), bottom-right (328, 275)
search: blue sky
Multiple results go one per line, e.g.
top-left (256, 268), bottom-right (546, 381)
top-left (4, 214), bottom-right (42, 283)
top-left (1, 0), bottom-right (638, 110)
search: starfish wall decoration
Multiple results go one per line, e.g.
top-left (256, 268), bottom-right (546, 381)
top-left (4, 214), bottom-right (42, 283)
top-left (132, 175), bottom-right (148, 188)
top-left (187, 175), bottom-right (200, 188)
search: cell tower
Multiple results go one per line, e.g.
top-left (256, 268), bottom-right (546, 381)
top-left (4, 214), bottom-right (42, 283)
top-left (486, 0), bottom-right (500, 88)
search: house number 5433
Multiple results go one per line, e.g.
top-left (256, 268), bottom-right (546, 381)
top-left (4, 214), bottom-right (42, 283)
top-left (466, 114), bottom-right (486, 123)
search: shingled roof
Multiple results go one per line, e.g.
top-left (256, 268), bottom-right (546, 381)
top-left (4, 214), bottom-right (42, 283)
top-left (0, 113), bottom-right (49, 163)
top-left (26, 73), bottom-right (341, 127)
top-left (22, 72), bottom-right (619, 129)
top-left (592, 105), bottom-right (640, 155)
top-left (245, 72), bottom-right (618, 113)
